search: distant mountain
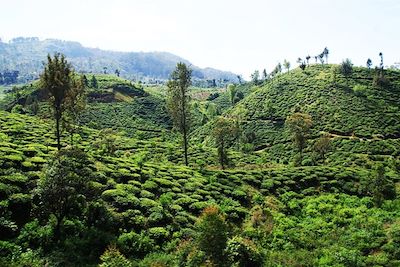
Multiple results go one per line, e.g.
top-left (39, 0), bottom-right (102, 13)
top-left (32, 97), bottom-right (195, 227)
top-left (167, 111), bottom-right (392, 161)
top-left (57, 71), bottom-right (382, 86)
top-left (0, 37), bottom-right (238, 83)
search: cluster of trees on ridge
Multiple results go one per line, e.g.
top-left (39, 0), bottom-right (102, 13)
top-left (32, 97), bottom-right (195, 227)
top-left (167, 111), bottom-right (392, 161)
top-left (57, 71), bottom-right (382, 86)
top-left (249, 48), bottom-right (395, 86)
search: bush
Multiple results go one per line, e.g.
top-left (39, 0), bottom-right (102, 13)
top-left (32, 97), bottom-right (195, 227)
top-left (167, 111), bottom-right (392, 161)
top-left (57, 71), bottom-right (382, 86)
top-left (99, 245), bottom-right (132, 267)
top-left (117, 231), bottom-right (154, 259)
top-left (147, 227), bottom-right (170, 244)
top-left (353, 84), bottom-right (368, 97)
top-left (17, 220), bottom-right (53, 251)
top-left (225, 236), bottom-right (263, 267)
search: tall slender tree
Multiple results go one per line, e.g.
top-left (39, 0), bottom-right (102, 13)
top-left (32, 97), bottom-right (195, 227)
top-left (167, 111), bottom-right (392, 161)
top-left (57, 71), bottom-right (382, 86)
top-left (40, 53), bottom-right (74, 150)
top-left (262, 69), bottom-right (268, 80)
top-left (90, 75), bottom-right (98, 88)
top-left (379, 52), bottom-right (384, 70)
top-left (166, 62), bottom-right (192, 166)
top-left (228, 84), bottom-right (237, 106)
top-left (366, 58), bottom-right (372, 69)
top-left (323, 47), bottom-right (329, 63)
top-left (283, 59), bottom-right (291, 73)
top-left (306, 55), bottom-right (311, 65)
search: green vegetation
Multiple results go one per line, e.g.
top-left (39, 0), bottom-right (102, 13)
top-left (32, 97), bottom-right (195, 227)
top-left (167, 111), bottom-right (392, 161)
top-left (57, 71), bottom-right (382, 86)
top-left (0, 55), bottom-right (400, 266)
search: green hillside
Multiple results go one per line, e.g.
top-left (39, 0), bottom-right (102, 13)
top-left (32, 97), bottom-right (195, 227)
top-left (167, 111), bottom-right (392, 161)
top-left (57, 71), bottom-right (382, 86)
top-left (195, 65), bottom-right (400, 167)
top-left (0, 64), bottom-right (399, 266)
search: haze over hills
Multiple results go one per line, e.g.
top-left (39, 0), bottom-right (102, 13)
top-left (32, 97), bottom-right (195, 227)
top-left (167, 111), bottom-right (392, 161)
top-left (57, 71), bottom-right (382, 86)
top-left (0, 37), bottom-right (238, 83)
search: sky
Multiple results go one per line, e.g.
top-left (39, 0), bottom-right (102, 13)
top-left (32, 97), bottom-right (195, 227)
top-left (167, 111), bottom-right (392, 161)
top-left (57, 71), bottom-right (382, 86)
top-left (1, 0), bottom-right (400, 78)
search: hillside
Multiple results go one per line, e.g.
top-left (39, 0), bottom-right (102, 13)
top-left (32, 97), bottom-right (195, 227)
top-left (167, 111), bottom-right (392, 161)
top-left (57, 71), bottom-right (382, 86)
top-left (1, 110), bottom-right (399, 266)
top-left (195, 65), bottom-right (400, 166)
top-left (0, 37), bottom-right (238, 84)
top-left (0, 64), bottom-right (399, 266)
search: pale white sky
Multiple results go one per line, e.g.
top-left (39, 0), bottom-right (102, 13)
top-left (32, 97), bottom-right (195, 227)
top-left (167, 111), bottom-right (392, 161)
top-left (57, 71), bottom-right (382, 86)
top-left (1, 0), bottom-right (399, 77)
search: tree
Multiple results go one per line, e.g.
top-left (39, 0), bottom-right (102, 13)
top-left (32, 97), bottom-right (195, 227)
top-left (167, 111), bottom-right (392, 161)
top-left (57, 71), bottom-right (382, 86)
top-left (81, 74), bottom-right (89, 87)
top-left (90, 75), bottom-right (98, 88)
top-left (166, 62), bottom-right (192, 166)
top-left (40, 53), bottom-right (75, 150)
top-left (379, 52), bottom-right (384, 70)
top-left (366, 58), bottom-right (372, 69)
top-left (306, 55), bottom-right (311, 65)
top-left (286, 112), bottom-right (312, 163)
top-left (323, 47), bottom-right (329, 63)
top-left (297, 58), bottom-right (306, 71)
top-left (318, 53), bottom-right (325, 64)
top-left (313, 133), bottom-right (331, 162)
top-left (115, 69), bottom-right (120, 77)
top-left (236, 75), bottom-right (242, 84)
top-left (262, 69), bottom-right (268, 80)
top-left (283, 59), bottom-right (291, 73)
top-left (368, 164), bottom-right (396, 207)
top-left (103, 66), bottom-right (108, 74)
top-left (212, 117), bottom-right (238, 169)
top-left (340, 59), bottom-right (353, 84)
top-left (34, 148), bottom-right (93, 241)
top-left (228, 84), bottom-right (237, 106)
top-left (196, 206), bottom-right (228, 265)
top-left (251, 70), bottom-right (260, 84)
top-left (276, 62), bottom-right (282, 74)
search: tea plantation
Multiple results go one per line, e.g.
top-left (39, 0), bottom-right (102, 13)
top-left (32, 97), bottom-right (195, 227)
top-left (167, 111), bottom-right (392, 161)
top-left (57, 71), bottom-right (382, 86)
top-left (0, 65), bottom-right (399, 266)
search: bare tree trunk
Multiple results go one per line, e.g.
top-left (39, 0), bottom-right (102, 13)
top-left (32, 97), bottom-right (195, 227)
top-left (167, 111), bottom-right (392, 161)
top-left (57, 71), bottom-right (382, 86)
top-left (56, 110), bottom-right (61, 151)
top-left (183, 128), bottom-right (188, 166)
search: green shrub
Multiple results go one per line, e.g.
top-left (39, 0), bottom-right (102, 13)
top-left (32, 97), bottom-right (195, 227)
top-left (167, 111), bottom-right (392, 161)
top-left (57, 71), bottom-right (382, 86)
top-left (17, 220), bottom-right (53, 250)
top-left (353, 84), bottom-right (368, 97)
top-left (225, 236), bottom-right (263, 267)
top-left (99, 245), bottom-right (132, 267)
top-left (142, 180), bottom-right (158, 191)
top-left (147, 227), bottom-right (170, 244)
top-left (117, 231), bottom-right (154, 259)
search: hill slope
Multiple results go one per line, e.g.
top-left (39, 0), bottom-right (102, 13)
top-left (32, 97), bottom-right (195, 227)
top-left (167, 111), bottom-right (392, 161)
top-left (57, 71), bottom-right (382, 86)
top-left (1, 110), bottom-right (399, 266)
top-left (196, 65), bottom-right (400, 166)
top-left (0, 37), bottom-right (238, 83)
top-left (0, 62), bottom-right (400, 265)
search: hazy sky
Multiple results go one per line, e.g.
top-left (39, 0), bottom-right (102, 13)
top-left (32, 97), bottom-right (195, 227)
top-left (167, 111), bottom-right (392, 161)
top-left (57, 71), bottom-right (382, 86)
top-left (1, 0), bottom-right (399, 77)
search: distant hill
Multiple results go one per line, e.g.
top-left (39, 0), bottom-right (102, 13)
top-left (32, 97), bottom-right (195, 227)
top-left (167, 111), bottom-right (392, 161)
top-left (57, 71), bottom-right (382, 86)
top-left (0, 37), bottom-right (238, 84)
